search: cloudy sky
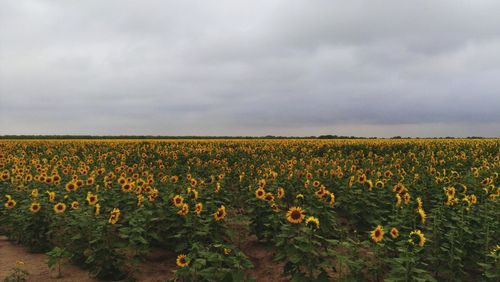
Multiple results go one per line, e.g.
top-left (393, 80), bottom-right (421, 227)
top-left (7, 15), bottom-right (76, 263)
top-left (1, 0), bottom-right (499, 137)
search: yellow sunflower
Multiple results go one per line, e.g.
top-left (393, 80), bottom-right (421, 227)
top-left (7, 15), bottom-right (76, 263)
top-left (54, 203), bottom-right (66, 214)
top-left (177, 203), bottom-right (189, 216)
top-left (286, 206), bottom-right (305, 224)
top-left (409, 229), bottom-right (426, 247)
top-left (172, 195), bottom-right (184, 208)
top-left (195, 202), bottom-right (203, 215)
top-left (255, 188), bottom-right (266, 200)
top-left (305, 216), bottom-right (320, 229)
top-left (86, 192), bottom-right (98, 205)
top-left (30, 202), bottom-right (41, 213)
top-left (370, 225), bottom-right (384, 243)
top-left (176, 254), bottom-right (189, 267)
top-left (108, 208), bottom-right (121, 224)
top-left (214, 205), bottom-right (226, 221)
top-left (390, 227), bottom-right (399, 239)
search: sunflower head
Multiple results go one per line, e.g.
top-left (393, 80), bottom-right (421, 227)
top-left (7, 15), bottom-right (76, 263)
top-left (54, 203), bottom-right (66, 214)
top-left (172, 195), bottom-right (184, 207)
top-left (255, 188), bottom-right (266, 199)
top-left (176, 254), bottom-right (189, 267)
top-left (286, 206), bottom-right (305, 224)
top-left (195, 202), bottom-right (203, 215)
top-left (408, 229), bottom-right (426, 247)
top-left (390, 227), bottom-right (399, 239)
top-left (305, 216), bottom-right (320, 229)
top-left (214, 205), bottom-right (226, 221)
top-left (30, 202), bottom-right (41, 213)
top-left (370, 225), bottom-right (384, 243)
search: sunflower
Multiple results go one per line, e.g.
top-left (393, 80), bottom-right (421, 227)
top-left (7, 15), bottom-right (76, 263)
top-left (195, 202), bottom-right (203, 215)
top-left (47, 191), bottom-right (55, 202)
top-left (264, 192), bottom-right (274, 202)
top-left (305, 216), bottom-right (320, 229)
top-left (54, 203), bottom-right (66, 214)
top-left (121, 182), bottom-right (133, 193)
top-left (390, 227), bottom-right (399, 239)
top-left (358, 174), bottom-right (367, 184)
top-left (315, 186), bottom-right (326, 199)
top-left (214, 205), bottom-right (226, 221)
top-left (4, 196), bottom-right (16, 208)
top-left (172, 195), bottom-right (184, 207)
top-left (277, 187), bottom-right (285, 199)
top-left (30, 202), bottom-right (41, 213)
top-left (71, 201), bottom-right (79, 209)
top-left (255, 188), bottom-right (266, 200)
top-left (286, 206), bottom-right (305, 224)
top-left (324, 192), bottom-right (334, 207)
top-left (95, 203), bottom-right (101, 216)
top-left (445, 186), bottom-right (456, 198)
top-left (375, 180), bottom-right (385, 188)
top-left (409, 229), bottom-right (426, 247)
top-left (403, 193), bottom-right (411, 204)
top-left (176, 254), bottom-right (189, 267)
top-left (86, 192), bottom-right (98, 205)
top-left (370, 225), bottom-right (384, 243)
top-left (177, 203), bottom-right (189, 216)
top-left (313, 180), bottom-right (321, 188)
top-left (108, 208), bottom-right (121, 224)
top-left (417, 208), bottom-right (426, 224)
top-left (395, 194), bottom-right (402, 207)
top-left (31, 189), bottom-right (39, 198)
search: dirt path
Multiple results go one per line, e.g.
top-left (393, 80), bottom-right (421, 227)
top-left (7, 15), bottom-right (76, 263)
top-left (0, 235), bottom-right (286, 282)
top-left (0, 236), bottom-right (94, 282)
top-left (0, 236), bottom-right (176, 282)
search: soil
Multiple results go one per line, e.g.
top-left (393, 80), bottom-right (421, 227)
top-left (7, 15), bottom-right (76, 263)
top-left (0, 235), bottom-right (287, 282)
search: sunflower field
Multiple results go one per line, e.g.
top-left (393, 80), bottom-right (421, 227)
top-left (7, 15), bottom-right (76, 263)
top-left (0, 139), bottom-right (499, 281)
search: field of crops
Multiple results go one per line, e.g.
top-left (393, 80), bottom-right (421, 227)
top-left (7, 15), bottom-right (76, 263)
top-left (0, 139), bottom-right (499, 281)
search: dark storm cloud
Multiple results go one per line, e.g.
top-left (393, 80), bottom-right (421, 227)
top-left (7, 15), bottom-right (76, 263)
top-left (1, 0), bottom-right (500, 137)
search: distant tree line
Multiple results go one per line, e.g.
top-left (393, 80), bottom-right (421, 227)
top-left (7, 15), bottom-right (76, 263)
top-left (0, 135), bottom-right (494, 140)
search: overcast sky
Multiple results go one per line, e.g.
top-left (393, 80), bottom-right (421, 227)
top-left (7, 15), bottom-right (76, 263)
top-left (1, 0), bottom-right (500, 137)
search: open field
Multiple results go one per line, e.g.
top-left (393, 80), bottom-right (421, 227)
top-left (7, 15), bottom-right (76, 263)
top-left (0, 139), bottom-right (499, 281)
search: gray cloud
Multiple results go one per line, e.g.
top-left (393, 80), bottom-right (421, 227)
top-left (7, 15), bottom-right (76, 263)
top-left (1, 0), bottom-right (500, 137)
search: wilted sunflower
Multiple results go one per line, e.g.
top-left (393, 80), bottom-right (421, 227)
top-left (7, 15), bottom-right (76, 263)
top-left (409, 229), bottom-right (426, 247)
top-left (286, 206), bottom-right (305, 224)
top-left (108, 208), bottom-right (121, 224)
top-left (54, 203), bottom-right (66, 214)
top-left (176, 254), bottom-right (189, 267)
top-left (370, 225), bottom-right (384, 243)
top-left (30, 202), bottom-right (41, 213)
top-left (214, 205), bottom-right (226, 221)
